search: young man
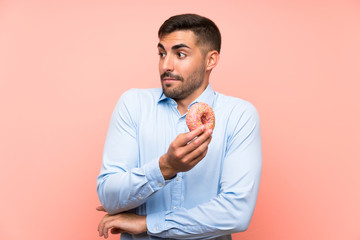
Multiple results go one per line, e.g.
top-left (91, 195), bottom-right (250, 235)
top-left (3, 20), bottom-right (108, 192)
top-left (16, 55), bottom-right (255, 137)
top-left (97, 14), bottom-right (262, 239)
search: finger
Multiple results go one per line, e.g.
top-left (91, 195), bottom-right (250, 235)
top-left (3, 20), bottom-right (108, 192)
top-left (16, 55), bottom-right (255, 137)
top-left (192, 129), bottom-right (212, 145)
top-left (183, 129), bottom-right (212, 154)
top-left (104, 220), bottom-right (119, 239)
top-left (187, 144), bottom-right (209, 167)
top-left (98, 220), bottom-right (104, 237)
top-left (104, 225), bottom-right (108, 239)
top-left (96, 206), bottom-right (106, 212)
top-left (103, 222), bottom-right (109, 239)
top-left (183, 134), bottom-right (211, 164)
top-left (98, 216), bottom-right (106, 237)
top-left (177, 126), bottom-right (205, 146)
top-left (98, 215), bottom-right (105, 235)
top-left (98, 215), bottom-right (112, 237)
top-left (188, 148), bottom-right (208, 167)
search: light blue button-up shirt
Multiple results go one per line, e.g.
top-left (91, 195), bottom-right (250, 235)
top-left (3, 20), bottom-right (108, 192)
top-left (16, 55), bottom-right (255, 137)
top-left (97, 85), bottom-right (262, 240)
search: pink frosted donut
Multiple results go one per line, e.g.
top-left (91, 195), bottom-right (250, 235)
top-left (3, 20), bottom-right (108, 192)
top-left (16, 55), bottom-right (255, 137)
top-left (186, 102), bottom-right (215, 132)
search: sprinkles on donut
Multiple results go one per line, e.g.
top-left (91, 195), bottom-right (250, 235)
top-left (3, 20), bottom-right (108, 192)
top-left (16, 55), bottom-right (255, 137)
top-left (186, 102), bottom-right (215, 132)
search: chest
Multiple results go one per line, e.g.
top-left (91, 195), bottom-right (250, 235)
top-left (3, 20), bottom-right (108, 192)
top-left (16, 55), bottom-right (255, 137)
top-left (136, 103), bottom-right (228, 178)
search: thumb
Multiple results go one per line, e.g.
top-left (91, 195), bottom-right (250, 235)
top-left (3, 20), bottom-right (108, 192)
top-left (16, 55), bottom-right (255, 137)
top-left (96, 206), bottom-right (106, 212)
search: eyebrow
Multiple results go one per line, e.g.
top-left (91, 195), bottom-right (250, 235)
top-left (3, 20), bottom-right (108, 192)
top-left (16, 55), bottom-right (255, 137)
top-left (157, 43), bottom-right (191, 51)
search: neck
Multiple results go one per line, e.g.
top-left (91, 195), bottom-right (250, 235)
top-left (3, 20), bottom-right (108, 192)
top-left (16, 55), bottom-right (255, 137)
top-left (174, 71), bottom-right (211, 115)
top-left (176, 84), bottom-right (208, 115)
top-left (176, 100), bottom-right (193, 116)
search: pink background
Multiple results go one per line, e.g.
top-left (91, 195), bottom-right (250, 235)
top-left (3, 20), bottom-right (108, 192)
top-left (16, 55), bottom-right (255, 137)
top-left (1, 0), bottom-right (359, 239)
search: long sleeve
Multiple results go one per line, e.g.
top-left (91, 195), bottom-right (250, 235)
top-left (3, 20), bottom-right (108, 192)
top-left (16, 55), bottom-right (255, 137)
top-left (97, 89), bottom-right (165, 215)
top-left (146, 102), bottom-right (262, 239)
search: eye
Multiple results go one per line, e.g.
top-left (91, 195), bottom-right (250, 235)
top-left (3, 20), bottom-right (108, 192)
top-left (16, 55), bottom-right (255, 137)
top-left (177, 52), bottom-right (186, 58)
top-left (158, 52), bottom-right (166, 58)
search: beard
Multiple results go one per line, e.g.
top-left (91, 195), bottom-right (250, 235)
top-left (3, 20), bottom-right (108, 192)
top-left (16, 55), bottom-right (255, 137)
top-left (161, 65), bottom-right (206, 100)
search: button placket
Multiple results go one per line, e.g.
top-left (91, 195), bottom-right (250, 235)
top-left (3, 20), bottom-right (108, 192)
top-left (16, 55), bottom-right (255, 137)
top-left (170, 117), bottom-right (186, 211)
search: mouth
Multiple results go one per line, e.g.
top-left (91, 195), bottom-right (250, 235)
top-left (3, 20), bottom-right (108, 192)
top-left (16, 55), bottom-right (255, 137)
top-left (163, 77), bottom-right (178, 81)
top-left (162, 78), bottom-right (180, 85)
top-left (161, 72), bottom-right (183, 82)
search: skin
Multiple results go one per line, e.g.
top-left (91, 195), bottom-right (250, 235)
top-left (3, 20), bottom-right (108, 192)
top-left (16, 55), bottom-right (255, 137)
top-left (158, 30), bottom-right (219, 115)
top-left (97, 206), bottom-right (146, 238)
top-left (97, 30), bottom-right (220, 238)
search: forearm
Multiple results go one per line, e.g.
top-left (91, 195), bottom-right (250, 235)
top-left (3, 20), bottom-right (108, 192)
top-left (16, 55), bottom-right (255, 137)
top-left (97, 89), bottom-right (165, 214)
top-left (97, 157), bottom-right (166, 215)
top-left (98, 212), bottom-right (147, 238)
top-left (146, 187), bottom-right (259, 239)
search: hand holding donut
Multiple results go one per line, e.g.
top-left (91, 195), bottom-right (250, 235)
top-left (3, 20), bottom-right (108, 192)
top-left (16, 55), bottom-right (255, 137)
top-left (159, 102), bottom-right (215, 180)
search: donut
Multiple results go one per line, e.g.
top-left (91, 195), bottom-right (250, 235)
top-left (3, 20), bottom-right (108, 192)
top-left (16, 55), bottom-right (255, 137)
top-left (186, 102), bottom-right (215, 132)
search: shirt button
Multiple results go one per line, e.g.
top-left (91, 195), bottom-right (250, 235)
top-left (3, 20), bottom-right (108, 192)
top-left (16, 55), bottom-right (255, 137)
top-left (138, 196), bottom-right (143, 200)
top-left (176, 176), bottom-right (180, 181)
top-left (158, 182), bottom-right (163, 187)
top-left (155, 226), bottom-right (159, 231)
top-left (173, 206), bottom-right (177, 209)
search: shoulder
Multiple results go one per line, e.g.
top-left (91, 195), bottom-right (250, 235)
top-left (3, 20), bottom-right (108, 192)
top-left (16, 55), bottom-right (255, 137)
top-left (119, 88), bottom-right (162, 103)
top-left (113, 88), bottom-right (162, 119)
top-left (214, 92), bottom-right (260, 120)
top-left (110, 88), bottom-right (163, 127)
top-left (214, 93), bottom-right (261, 144)
top-left (115, 88), bottom-right (163, 112)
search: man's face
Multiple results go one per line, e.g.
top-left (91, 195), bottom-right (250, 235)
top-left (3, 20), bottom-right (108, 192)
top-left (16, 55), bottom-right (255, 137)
top-left (157, 30), bottom-right (207, 101)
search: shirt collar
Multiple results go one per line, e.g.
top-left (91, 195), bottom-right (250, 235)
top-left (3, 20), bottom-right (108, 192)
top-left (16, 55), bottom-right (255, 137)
top-left (188, 84), bottom-right (215, 109)
top-left (158, 84), bottom-right (216, 109)
top-left (158, 91), bottom-right (168, 103)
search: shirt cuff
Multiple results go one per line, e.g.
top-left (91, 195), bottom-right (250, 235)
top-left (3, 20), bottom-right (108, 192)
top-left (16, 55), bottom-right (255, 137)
top-left (143, 157), bottom-right (166, 191)
top-left (146, 211), bottom-right (166, 236)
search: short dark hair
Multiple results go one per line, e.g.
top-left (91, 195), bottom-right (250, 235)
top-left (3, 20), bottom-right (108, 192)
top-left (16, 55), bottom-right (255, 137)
top-left (158, 13), bottom-right (221, 54)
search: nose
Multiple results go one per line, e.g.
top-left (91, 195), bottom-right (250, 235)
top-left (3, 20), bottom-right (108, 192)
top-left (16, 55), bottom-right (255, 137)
top-left (160, 55), bottom-right (174, 72)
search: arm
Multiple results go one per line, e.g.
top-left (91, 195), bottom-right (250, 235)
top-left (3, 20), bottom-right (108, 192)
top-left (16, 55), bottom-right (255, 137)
top-left (146, 102), bottom-right (262, 239)
top-left (97, 89), bottom-right (212, 215)
top-left (97, 211), bottom-right (147, 239)
top-left (97, 89), bottom-right (165, 215)
top-left (97, 125), bottom-right (214, 238)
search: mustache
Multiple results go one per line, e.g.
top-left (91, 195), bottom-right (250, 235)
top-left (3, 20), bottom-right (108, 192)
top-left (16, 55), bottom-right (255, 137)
top-left (161, 71), bottom-right (183, 81)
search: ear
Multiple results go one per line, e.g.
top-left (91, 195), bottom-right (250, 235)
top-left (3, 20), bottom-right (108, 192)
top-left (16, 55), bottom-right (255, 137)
top-left (205, 50), bottom-right (220, 71)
